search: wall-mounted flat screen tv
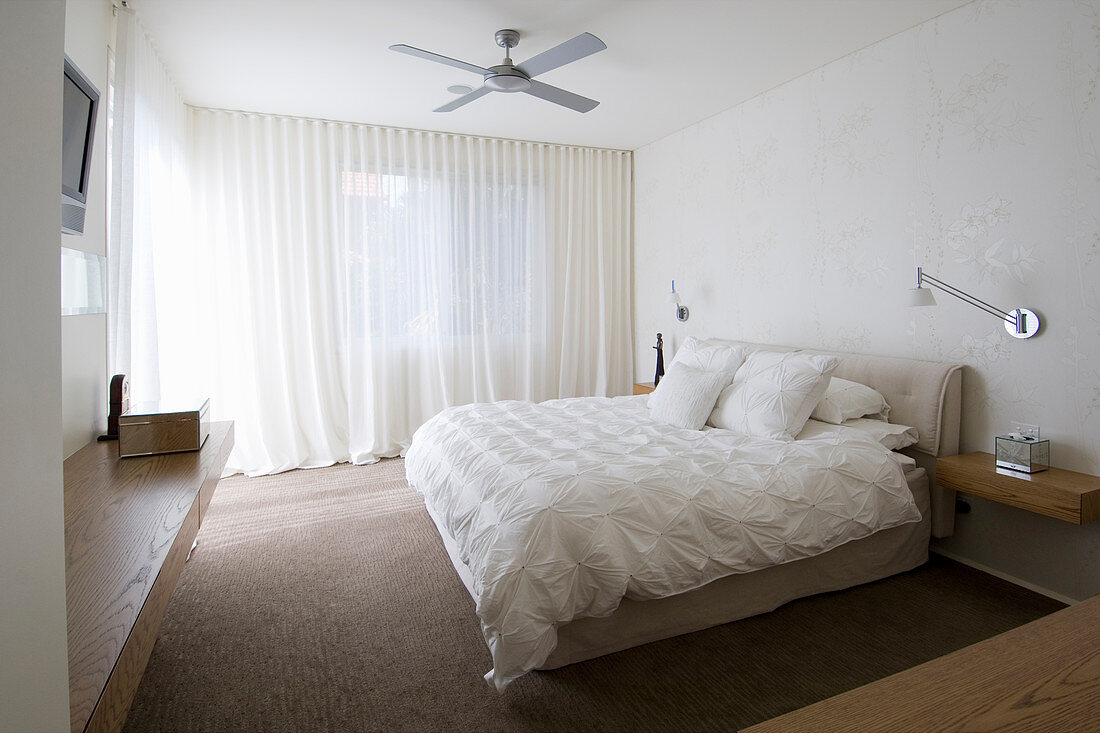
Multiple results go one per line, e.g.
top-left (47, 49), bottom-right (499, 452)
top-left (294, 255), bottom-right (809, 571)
top-left (62, 56), bottom-right (99, 236)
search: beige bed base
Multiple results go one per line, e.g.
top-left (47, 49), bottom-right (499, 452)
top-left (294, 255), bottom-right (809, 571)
top-left (430, 341), bottom-right (963, 670)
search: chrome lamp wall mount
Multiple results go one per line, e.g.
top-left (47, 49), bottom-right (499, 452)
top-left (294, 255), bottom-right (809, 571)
top-left (905, 267), bottom-right (1040, 339)
top-left (668, 280), bottom-right (689, 322)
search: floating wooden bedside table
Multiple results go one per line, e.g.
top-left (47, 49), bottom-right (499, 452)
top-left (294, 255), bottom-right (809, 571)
top-left (633, 382), bottom-right (656, 395)
top-left (936, 451), bottom-right (1100, 524)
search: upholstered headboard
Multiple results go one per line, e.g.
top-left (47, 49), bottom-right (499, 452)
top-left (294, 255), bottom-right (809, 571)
top-left (684, 339), bottom-right (963, 536)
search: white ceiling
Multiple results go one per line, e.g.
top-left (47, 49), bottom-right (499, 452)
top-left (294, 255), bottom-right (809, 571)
top-left (130, 0), bottom-right (972, 151)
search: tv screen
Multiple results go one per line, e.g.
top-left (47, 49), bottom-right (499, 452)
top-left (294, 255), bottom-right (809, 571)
top-left (61, 56), bottom-right (99, 235)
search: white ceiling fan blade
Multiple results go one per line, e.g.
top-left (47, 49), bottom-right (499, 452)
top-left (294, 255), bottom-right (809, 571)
top-left (523, 80), bottom-right (599, 113)
top-left (389, 44), bottom-right (490, 76)
top-left (434, 86), bottom-right (493, 112)
top-left (515, 33), bottom-right (606, 78)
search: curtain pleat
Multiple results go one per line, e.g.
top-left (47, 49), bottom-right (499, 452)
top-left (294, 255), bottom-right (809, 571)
top-left (182, 111), bottom-right (631, 475)
top-left (109, 11), bottom-right (193, 405)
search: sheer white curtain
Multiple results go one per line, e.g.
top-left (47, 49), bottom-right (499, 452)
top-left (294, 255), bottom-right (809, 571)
top-left (188, 110), bottom-right (631, 475)
top-left (107, 10), bottom-right (195, 404)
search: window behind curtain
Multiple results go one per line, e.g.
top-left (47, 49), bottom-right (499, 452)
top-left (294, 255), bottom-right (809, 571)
top-left (340, 167), bottom-right (542, 343)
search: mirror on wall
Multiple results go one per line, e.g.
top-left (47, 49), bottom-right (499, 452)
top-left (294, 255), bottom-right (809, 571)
top-left (61, 247), bottom-right (107, 316)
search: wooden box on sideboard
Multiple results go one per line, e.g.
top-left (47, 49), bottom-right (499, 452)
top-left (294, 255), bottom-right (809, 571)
top-left (119, 398), bottom-right (210, 457)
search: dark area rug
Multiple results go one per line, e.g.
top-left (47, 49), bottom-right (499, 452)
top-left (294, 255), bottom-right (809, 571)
top-left (124, 459), bottom-right (1064, 733)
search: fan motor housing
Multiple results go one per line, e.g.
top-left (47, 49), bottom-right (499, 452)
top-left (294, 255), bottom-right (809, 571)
top-left (484, 66), bottom-right (531, 92)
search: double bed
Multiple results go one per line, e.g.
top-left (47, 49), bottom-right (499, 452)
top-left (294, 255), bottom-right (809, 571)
top-left (405, 340), bottom-right (962, 689)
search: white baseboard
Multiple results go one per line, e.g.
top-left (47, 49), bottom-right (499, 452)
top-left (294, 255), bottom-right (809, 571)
top-left (930, 548), bottom-right (1080, 605)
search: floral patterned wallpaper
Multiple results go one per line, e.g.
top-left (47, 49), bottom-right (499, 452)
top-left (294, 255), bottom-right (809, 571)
top-left (634, 0), bottom-right (1100, 601)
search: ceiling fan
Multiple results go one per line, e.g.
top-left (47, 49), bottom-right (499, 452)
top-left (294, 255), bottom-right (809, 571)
top-left (389, 29), bottom-right (606, 113)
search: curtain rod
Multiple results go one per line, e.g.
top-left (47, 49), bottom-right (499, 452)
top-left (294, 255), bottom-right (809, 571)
top-left (187, 104), bottom-right (633, 155)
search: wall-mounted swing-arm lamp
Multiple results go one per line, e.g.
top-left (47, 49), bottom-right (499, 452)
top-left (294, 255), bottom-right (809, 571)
top-left (668, 280), bottom-right (689, 322)
top-left (905, 266), bottom-right (1041, 339)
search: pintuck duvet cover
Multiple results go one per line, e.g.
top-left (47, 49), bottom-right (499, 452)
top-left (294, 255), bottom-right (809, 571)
top-left (404, 394), bottom-right (922, 690)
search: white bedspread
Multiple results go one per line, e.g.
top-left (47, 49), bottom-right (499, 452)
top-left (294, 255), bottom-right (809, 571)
top-left (404, 395), bottom-right (921, 690)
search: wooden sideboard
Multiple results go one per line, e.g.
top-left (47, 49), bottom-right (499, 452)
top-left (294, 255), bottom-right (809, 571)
top-left (65, 421), bottom-right (234, 733)
top-left (743, 593), bottom-right (1100, 732)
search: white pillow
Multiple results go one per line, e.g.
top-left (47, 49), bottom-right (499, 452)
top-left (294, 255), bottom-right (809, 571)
top-left (841, 418), bottom-right (919, 450)
top-left (648, 362), bottom-right (731, 430)
top-left (708, 351), bottom-right (838, 440)
top-left (798, 417), bottom-right (919, 451)
top-left (810, 377), bottom-right (891, 425)
top-left (669, 336), bottom-right (749, 378)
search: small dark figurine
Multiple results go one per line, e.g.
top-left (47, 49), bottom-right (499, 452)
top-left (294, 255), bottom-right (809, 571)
top-left (654, 332), bottom-right (665, 386)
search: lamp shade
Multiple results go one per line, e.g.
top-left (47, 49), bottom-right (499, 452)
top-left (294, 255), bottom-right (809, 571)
top-left (904, 287), bottom-right (936, 307)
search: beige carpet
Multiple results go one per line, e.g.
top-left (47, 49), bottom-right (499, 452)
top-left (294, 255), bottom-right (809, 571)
top-left (124, 459), bottom-right (1064, 733)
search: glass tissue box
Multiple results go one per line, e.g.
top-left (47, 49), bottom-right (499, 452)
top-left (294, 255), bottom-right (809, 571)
top-left (995, 435), bottom-right (1049, 473)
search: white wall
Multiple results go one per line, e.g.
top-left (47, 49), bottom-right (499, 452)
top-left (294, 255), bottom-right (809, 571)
top-left (634, 0), bottom-right (1100, 602)
top-left (0, 1), bottom-right (73, 730)
top-left (62, 0), bottom-right (112, 457)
